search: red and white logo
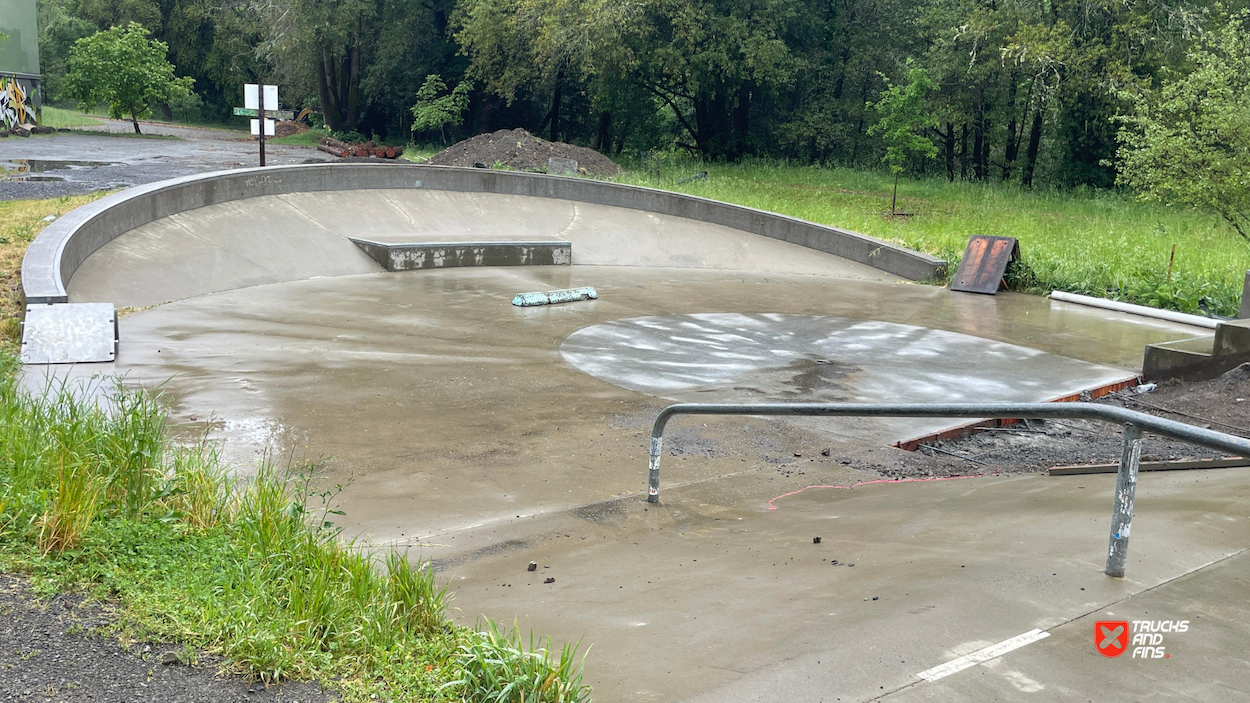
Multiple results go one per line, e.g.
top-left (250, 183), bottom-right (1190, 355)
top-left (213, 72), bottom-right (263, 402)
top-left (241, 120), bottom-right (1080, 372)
top-left (1096, 621), bottom-right (1129, 658)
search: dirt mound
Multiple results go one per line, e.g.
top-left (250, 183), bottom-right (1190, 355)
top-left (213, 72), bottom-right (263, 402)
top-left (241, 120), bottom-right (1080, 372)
top-left (903, 363), bottom-right (1250, 477)
top-left (426, 128), bottom-right (621, 177)
top-left (273, 120), bottom-right (309, 138)
top-left (1210, 362), bottom-right (1250, 394)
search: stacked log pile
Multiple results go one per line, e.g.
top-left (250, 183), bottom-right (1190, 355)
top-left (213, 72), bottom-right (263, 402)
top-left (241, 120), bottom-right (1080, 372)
top-left (317, 136), bottom-right (404, 159)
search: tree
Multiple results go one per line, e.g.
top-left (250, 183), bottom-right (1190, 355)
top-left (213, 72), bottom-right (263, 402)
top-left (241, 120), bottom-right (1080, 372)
top-left (63, 22), bottom-right (193, 134)
top-left (868, 60), bottom-right (938, 216)
top-left (262, 0), bottom-right (375, 133)
top-left (1115, 11), bottom-right (1250, 240)
top-left (411, 74), bottom-right (471, 142)
top-left (622, 0), bottom-right (800, 159)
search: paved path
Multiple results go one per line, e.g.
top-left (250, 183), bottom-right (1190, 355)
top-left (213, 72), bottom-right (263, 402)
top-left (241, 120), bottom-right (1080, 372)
top-left (0, 120), bottom-right (329, 200)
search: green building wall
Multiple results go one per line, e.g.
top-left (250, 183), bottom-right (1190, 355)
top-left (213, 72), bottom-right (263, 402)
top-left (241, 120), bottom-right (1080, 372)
top-left (0, 0), bottom-right (42, 128)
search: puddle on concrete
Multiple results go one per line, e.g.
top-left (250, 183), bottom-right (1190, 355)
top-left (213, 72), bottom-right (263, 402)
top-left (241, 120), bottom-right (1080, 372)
top-left (0, 159), bottom-right (116, 182)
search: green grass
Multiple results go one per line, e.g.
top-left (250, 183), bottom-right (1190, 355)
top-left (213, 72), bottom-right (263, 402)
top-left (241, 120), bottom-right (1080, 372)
top-left (612, 157), bottom-right (1250, 317)
top-left (401, 144), bottom-right (439, 162)
top-left (39, 106), bottom-right (104, 129)
top-left (79, 105), bottom-right (246, 133)
top-left (268, 128), bottom-right (329, 147)
top-left (0, 350), bottom-right (592, 701)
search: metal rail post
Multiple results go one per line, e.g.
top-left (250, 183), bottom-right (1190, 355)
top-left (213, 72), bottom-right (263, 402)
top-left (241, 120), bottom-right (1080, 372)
top-left (1105, 423), bottom-right (1143, 577)
top-left (647, 434), bottom-right (663, 502)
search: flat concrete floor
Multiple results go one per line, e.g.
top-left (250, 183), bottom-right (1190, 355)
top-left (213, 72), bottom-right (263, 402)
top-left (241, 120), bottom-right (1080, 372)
top-left (33, 189), bottom-right (1246, 701)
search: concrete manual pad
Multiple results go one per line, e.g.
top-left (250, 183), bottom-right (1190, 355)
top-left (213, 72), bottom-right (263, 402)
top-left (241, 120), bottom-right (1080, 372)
top-left (349, 237), bottom-right (572, 271)
top-left (439, 467), bottom-right (1250, 703)
top-left (560, 313), bottom-right (1134, 443)
top-left (20, 303), bottom-right (117, 364)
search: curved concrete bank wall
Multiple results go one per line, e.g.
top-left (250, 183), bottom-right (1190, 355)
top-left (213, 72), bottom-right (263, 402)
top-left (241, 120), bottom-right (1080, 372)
top-left (22, 164), bottom-right (947, 304)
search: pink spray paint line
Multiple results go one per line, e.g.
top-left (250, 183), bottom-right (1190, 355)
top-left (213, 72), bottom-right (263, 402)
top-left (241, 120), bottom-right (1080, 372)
top-left (767, 474), bottom-right (986, 510)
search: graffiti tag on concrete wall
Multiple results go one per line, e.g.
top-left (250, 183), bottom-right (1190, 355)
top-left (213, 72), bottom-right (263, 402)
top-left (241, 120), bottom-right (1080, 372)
top-left (1, 75), bottom-right (36, 129)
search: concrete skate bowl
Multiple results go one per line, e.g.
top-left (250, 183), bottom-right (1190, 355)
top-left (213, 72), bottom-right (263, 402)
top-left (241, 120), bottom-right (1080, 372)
top-left (21, 163), bottom-right (944, 307)
top-left (18, 162), bottom-right (1232, 702)
top-left (20, 159), bottom-right (1189, 453)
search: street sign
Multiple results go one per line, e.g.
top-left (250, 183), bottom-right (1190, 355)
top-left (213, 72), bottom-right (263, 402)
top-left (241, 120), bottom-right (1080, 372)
top-left (239, 83), bottom-right (279, 167)
top-left (244, 84), bottom-right (279, 110)
top-left (233, 107), bottom-right (294, 120)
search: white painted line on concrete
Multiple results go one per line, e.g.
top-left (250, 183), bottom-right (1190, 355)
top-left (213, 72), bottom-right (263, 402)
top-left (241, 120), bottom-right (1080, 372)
top-left (916, 629), bottom-right (1050, 682)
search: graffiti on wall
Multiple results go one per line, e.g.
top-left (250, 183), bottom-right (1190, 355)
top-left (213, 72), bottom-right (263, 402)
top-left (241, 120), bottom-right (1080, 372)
top-left (1, 75), bottom-right (35, 129)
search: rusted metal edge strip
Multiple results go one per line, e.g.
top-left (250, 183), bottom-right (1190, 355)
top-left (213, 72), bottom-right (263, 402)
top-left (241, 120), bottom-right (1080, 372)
top-left (891, 375), bottom-right (1142, 452)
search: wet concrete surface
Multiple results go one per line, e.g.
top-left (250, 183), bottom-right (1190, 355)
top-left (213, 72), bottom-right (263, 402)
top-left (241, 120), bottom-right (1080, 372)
top-left (883, 548), bottom-right (1250, 701)
top-left (26, 264), bottom-right (1232, 700)
top-left (22, 182), bottom-right (1247, 700)
top-left (560, 312), bottom-right (1133, 443)
top-left (443, 468), bottom-right (1250, 702)
top-left (0, 127), bottom-right (330, 200)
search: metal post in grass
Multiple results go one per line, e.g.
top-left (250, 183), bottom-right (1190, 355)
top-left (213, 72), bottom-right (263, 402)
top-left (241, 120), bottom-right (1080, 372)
top-left (1105, 422), bottom-right (1143, 578)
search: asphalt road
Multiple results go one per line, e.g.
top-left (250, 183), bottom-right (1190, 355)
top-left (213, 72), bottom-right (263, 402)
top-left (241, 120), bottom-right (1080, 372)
top-left (0, 119), bottom-right (331, 201)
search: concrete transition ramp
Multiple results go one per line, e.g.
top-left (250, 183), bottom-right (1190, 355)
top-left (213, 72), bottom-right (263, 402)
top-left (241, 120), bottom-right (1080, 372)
top-left (22, 163), bottom-right (947, 308)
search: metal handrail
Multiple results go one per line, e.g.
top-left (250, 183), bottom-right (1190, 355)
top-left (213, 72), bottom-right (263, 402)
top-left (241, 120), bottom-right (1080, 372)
top-left (646, 402), bottom-right (1250, 578)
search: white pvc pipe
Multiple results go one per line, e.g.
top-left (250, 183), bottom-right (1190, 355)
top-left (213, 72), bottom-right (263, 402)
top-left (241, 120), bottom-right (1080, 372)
top-left (1048, 291), bottom-right (1219, 329)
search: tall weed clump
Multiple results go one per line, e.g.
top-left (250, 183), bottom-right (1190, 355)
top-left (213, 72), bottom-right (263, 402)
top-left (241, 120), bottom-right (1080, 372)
top-left (442, 619), bottom-right (591, 703)
top-left (0, 372), bottom-right (172, 549)
top-left (37, 456), bottom-right (104, 553)
top-left (203, 465), bottom-right (453, 683)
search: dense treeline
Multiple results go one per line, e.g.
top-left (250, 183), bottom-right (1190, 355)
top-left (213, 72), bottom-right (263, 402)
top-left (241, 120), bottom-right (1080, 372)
top-left (35, 0), bottom-right (1248, 188)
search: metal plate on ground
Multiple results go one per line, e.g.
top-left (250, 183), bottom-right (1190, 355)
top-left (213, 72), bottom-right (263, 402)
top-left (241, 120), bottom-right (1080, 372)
top-left (21, 303), bottom-right (118, 364)
top-left (951, 235), bottom-right (1020, 294)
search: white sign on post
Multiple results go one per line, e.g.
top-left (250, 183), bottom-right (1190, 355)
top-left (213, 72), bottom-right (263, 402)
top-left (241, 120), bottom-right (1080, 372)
top-left (243, 84), bottom-right (278, 111)
top-left (242, 82), bottom-right (279, 167)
